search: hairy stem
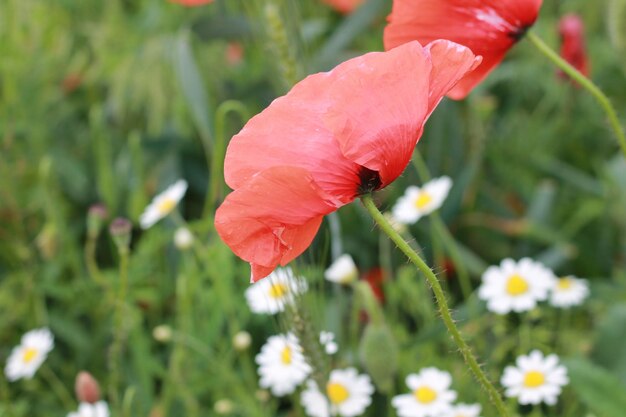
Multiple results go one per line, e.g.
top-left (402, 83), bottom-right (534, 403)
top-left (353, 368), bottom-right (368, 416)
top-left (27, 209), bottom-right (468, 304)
top-left (526, 31), bottom-right (626, 159)
top-left (361, 195), bottom-right (509, 417)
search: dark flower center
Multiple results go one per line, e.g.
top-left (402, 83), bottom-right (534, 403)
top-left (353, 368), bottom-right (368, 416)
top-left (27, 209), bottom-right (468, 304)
top-left (508, 24), bottom-right (531, 42)
top-left (357, 166), bottom-right (382, 195)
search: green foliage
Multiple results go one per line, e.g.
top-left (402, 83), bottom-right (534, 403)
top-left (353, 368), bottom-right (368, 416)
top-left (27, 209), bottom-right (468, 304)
top-left (1, 0), bottom-right (626, 416)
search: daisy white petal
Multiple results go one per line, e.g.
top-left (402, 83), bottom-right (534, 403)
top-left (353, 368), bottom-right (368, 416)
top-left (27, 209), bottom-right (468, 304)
top-left (139, 180), bottom-right (188, 229)
top-left (255, 333), bottom-right (311, 396)
top-left (478, 258), bottom-right (556, 315)
top-left (442, 403), bottom-right (482, 417)
top-left (245, 267), bottom-right (308, 315)
top-left (301, 368), bottom-right (374, 417)
top-left (501, 350), bottom-right (568, 406)
top-left (67, 401), bottom-right (110, 417)
top-left (392, 367), bottom-right (457, 417)
top-left (391, 177), bottom-right (452, 225)
top-left (549, 276), bottom-right (589, 308)
top-left (5, 328), bottom-right (54, 381)
top-left (320, 331), bottom-right (339, 355)
top-left (325, 255), bottom-right (358, 285)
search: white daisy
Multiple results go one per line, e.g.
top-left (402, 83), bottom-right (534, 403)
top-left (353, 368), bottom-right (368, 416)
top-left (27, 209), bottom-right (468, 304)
top-left (139, 180), bottom-right (188, 229)
top-left (443, 403), bottom-right (482, 417)
top-left (320, 331), bottom-right (338, 355)
top-left (5, 328), bottom-right (54, 381)
top-left (255, 333), bottom-right (311, 396)
top-left (501, 350), bottom-right (568, 405)
top-left (478, 258), bottom-right (556, 314)
top-left (245, 267), bottom-right (308, 315)
top-left (67, 401), bottom-right (110, 417)
top-left (173, 227), bottom-right (194, 250)
top-left (549, 276), bottom-right (589, 308)
top-left (325, 255), bottom-right (358, 285)
top-left (392, 176), bottom-right (453, 224)
top-left (392, 367), bottom-right (457, 417)
top-left (301, 368), bottom-right (374, 417)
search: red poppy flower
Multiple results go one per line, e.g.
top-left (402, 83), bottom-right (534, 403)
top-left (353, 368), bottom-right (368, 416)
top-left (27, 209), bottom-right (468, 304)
top-left (169, 0), bottom-right (213, 6)
top-left (321, 0), bottom-right (365, 14)
top-left (215, 41), bottom-right (481, 282)
top-left (384, 0), bottom-right (543, 99)
top-left (558, 14), bottom-right (589, 79)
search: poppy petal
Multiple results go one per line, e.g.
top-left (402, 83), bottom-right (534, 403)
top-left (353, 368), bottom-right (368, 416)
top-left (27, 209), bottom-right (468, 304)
top-left (322, 41), bottom-right (430, 187)
top-left (215, 166), bottom-right (339, 282)
top-left (384, 0), bottom-right (542, 99)
top-left (224, 74), bottom-right (362, 204)
top-left (324, 41), bottom-right (479, 186)
top-left (425, 40), bottom-right (483, 112)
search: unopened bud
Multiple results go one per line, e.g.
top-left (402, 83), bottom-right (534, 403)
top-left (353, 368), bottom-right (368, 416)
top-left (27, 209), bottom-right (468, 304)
top-left (232, 331), bottom-right (251, 351)
top-left (214, 399), bottom-right (234, 415)
top-left (87, 204), bottom-right (108, 239)
top-left (75, 371), bottom-right (101, 403)
top-left (324, 254), bottom-right (358, 285)
top-left (109, 217), bottom-right (132, 254)
top-left (153, 325), bottom-right (173, 343)
top-left (359, 323), bottom-right (398, 394)
top-left (174, 227), bottom-right (194, 250)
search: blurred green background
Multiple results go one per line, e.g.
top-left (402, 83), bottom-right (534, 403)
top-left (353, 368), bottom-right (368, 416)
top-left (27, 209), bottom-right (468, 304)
top-left (1, 0), bottom-right (626, 416)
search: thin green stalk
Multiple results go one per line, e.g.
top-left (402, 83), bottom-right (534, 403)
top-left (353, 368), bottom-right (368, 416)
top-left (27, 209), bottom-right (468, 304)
top-left (205, 100), bottom-right (250, 218)
top-left (431, 216), bottom-right (472, 302)
top-left (40, 365), bottom-right (74, 410)
top-left (526, 31), bottom-right (626, 159)
top-left (412, 150), bottom-right (473, 303)
top-left (109, 246), bottom-right (129, 410)
top-left (85, 236), bottom-right (105, 287)
top-left (360, 195), bottom-right (509, 417)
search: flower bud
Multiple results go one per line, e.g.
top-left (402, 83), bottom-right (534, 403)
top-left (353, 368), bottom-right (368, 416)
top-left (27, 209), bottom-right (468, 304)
top-left (75, 371), bottom-right (101, 403)
top-left (232, 331), bottom-right (251, 351)
top-left (214, 399), bottom-right (234, 415)
top-left (153, 325), bottom-right (173, 343)
top-left (174, 227), bottom-right (194, 250)
top-left (359, 323), bottom-right (398, 394)
top-left (87, 204), bottom-right (108, 239)
top-left (109, 217), bottom-right (132, 254)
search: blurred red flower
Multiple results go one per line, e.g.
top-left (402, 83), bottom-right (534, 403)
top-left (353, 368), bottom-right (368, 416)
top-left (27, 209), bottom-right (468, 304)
top-left (215, 41), bottom-right (480, 282)
top-left (169, 0), bottom-right (213, 6)
top-left (363, 267), bottom-right (386, 303)
top-left (558, 14), bottom-right (589, 79)
top-left (384, 0), bottom-right (542, 99)
top-left (321, 0), bottom-right (365, 14)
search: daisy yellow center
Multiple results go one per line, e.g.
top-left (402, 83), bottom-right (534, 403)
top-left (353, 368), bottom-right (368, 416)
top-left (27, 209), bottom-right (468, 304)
top-left (268, 283), bottom-right (288, 299)
top-left (506, 274), bottom-right (529, 296)
top-left (280, 346), bottom-right (292, 365)
top-left (157, 198), bottom-right (177, 215)
top-left (326, 382), bottom-right (350, 404)
top-left (523, 371), bottom-right (545, 388)
top-left (414, 192), bottom-right (433, 209)
top-left (557, 278), bottom-right (572, 291)
top-left (414, 386), bottom-right (437, 404)
top-left (22, 348), bottom-right (38, 364)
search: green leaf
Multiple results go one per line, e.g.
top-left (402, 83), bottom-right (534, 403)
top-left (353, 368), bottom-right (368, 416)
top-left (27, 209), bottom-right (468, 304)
top-left (172, 31), bottom-right (213, 143)
top-left (563, 357), bottom-right (626, 417)
top-left (592, 304), bottom-right (626, 385)
top-left (311, 0), bottom-right (388, 71)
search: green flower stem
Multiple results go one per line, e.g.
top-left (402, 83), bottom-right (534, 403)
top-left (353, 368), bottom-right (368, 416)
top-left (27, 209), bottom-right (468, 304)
top-left (526, 31), bottom-right (626, 159)
top-left (360, 195), bottom-right (509, 417)
top-left (205, 100), bottom-right (250, 218)
top-left (40, 365), bottom-right (74, 410)
top-left (109, 245), bottom-right (129, 410)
